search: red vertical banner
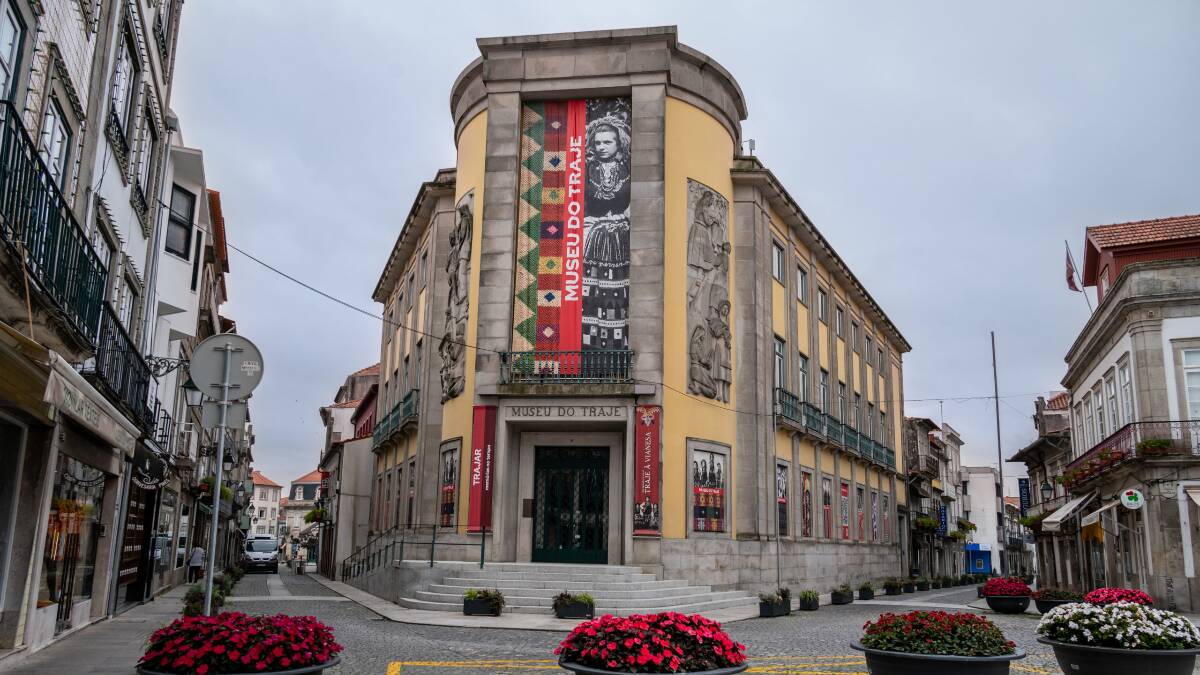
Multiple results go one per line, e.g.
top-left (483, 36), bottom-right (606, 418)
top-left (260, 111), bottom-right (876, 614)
top-left (559, 98), bottom-right (586, 359)
top-left (632, 406), bottom-right (661, 536)
top-left (467, 405), bottom-right (497, 533)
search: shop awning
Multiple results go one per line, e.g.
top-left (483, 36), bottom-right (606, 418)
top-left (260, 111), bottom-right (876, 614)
top-left (1081, 500), bottom-right (1120, 527)
top-left (1042, 493), bottom-right (1094, 532)
top-left (1186, 488), bottom-right (1200, 508)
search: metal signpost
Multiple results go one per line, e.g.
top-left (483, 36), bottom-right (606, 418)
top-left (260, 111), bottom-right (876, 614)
top-left (188, 333), bottom-right (263, 616)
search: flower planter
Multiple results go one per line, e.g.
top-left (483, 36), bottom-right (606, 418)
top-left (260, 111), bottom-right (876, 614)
top-left (139, 655), bottom-right (342, 675)
top-left (931, 581), bottom-right (942, 589)
top-left (851, 642), bottom-right (1025, 675)
top-left (902, 583), bottom-right (915, 593)
top-left (464, 598), bottom-right (502, 616)
top-left (1034, 598), bottom-right (1076, 614)
top-left (555, 601), bottom-right (595, 620)
top-left (984, 596), bottom-right (1030, 614)
top-left (858, 589), bottom-right (874, 601)
top-left (758, 600), bottom-right (790, 617)
top-left (797, 597), bottom-right (819, 611)
top-left (830, 591), bottom-right (854, 605)
top-left (884, 587), bottom-right (902, 596)
top-left (1037, 638), bottom-right (1200, 675)
top-left (560, 662), bottom-right (747, 675)
top-left (916, 582), bottom-right (930, 591)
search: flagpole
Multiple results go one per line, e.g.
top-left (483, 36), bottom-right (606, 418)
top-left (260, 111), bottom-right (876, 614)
top-left (1064, 240), bottom-right (1093, 313)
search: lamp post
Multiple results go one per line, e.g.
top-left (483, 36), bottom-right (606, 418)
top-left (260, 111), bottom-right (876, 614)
top-left (1040, 481), bottom-right (1053, 503)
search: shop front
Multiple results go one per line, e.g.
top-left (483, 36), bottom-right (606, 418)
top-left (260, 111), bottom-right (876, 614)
top-left (966, 542), bottom-right (993, 574)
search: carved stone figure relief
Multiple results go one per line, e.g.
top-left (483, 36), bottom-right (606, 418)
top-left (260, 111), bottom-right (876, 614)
top-left (686, 180), bottom-right (731, 402)
top-left (439, 193), bottom-right (472, 402)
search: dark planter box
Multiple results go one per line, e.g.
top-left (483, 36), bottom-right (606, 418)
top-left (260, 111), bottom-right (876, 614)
top-left (464, 598), bottom-right (502, 616)
top-left (1034, 598), bottom-right (1077, 614)
top-left (985, 595), bottom-right (1031, 614)
top-left (883, 587), bottom-right (902, 596)
top-left (759, 600), bottom-right (790, 617)
top-left (902, 583), bottom-right (915, 593)
top-left (1038, 638), bottom-right (1200, 675)
top-left (560, 661), bottom-right (748, 674)
top-left (797, 597), bottom-right (819, 611)
top-left (555, 601), bottom-right (595, 620)
top-left (930, 581), bottom-right (942, 589)
top-left (916, 582), bottom-right (930, 591)
top-left (140, 655), bottom-right (342, 675)
top-left (830, 591), bottom-right (853, 605)
top-left (858, 589), bottom-right (874, 600)
top-left (851, 642), bottom-right (1024, 675)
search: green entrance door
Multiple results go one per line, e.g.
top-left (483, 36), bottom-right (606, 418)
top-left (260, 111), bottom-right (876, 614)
top-left (533, 447), bottom-right (609, 564)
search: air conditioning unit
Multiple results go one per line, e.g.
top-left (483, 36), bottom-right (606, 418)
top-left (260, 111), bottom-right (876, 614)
top-left (179, 422), bottom-right (199, 459)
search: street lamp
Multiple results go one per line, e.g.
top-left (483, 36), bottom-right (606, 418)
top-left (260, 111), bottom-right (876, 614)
top-left (1040, 481), bottom-right (1053, 502)
top-left (222, 453), bottom-right (234, 473)
top-left (183, 379), bottom-right (204, 409)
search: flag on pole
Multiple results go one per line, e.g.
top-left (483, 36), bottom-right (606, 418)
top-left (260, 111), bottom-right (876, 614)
top-left (1065, 241), bottom-right (1081, 292)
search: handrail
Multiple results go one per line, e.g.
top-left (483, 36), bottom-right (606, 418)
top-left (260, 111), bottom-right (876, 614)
top-left (500, 350), bottom-right (635, 384)
top-left (339, 520), bottom-right (491, 582)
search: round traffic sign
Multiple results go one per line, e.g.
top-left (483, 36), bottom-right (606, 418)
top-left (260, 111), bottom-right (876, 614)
top-left (189, 333), bottom-right (264, 402)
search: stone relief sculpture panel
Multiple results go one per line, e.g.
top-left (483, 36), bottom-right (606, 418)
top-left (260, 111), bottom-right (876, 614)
top-left (439, 193), bottom-right (472, 402)
top-left (686, 179), bottom-right (731, 402)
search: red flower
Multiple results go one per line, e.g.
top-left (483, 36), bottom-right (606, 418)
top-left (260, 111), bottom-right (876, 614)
top-left (1083, 587), bottom-right (1153, 606)
top-left (138, 613), bottom-right (342, 674)
top-left (981, 577), bottom-right (1031, 597)
top-left (557, 613), bottom-right (746, 672)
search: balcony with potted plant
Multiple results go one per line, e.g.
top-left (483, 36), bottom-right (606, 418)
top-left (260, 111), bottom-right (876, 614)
top-left (851, 610), bottom-right (1025, 674)
top-left (1063, 421), bottom-right (1199, 492)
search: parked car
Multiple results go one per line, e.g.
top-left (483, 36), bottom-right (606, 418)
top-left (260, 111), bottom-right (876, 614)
top-left (243, 537), bottom-right (280, 573)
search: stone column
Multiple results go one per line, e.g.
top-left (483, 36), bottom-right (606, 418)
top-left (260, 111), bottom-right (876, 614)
top-left (628, 84), bottom-right (666, 403)
top-left (1129, 318), bottom-right (1168, 420)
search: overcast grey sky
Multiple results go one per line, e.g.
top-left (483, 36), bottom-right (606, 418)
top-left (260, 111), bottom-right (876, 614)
top-left (170, 2), bottom-right (1199, 491)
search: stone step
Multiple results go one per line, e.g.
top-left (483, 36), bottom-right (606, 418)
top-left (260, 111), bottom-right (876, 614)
top-left (440, 577), bottom-right (685, 591)
top-left (399, 594), bottom-right (756, 616)
top-left (413, 589), bottom-right (748, 609)
top-left (427, 583), bottom-right (709, 600)
top-left (444, 570), bottom-right (658, 583)
top-left (406, 562), bottom-right (648, 576)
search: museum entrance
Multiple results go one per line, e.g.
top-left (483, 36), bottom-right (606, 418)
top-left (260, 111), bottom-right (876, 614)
top-left (532, 447), bottom-right (608, 564)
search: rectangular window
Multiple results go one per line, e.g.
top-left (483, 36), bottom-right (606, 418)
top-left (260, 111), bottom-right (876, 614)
top-left (837, 382), bottom-right (847, 421)
top-left (1185, 349), bottom-right (1200, 420)
top-left (799, 353), bottom-right (810, 402)
top-left (851, 322), bottom-right (859, 351)
top-left (439, 444), bottom-right (458, 527)
top-left (117, 277), bottom-right (137, 329)
top-left (867, 403), bottom-right (875, 439)
top-left (817, 288), bottom-right (828, 322)
top-left (38, 455), bottom-right (106, 606)
top-left (800, 470), bottom-right (813, 538)
top-left (111, 28), bottom-right (138, 133)
top-left (1082, 396), bottom-right (1094, 449)
top-left (880, 411), bottom-right (887, 446)
top-left (166, 184), bottom-right (195, 258)
top-left (865, 336), bottom-right (874, 366)
top-left (1093, 383), bottom-right (1106, 440)
top-left (853, 393), bottom-right (862, 430)
top-left (771, 242), bottom-right (785, 282)
top-left (835, 307), bottom-right (844, 337)
top-left (692, 447), bottom-right (727, 533)
top-left (773, 336), bottom-right (786, 389)
top-left (819, 370), bottom-right (829, 412)
top-left (38, 98), bottom-right (70, 188)
top-left (0, 3), bottom-right (21, 100)
top-left (796, 265), bottom-right (809, 304)
top-left (1073, 402), bottom-right (1085, 455)
top-left (1119, 361), bottom-right (1134, 424)
top-left (1105, 373), bottom-right (1119, 430)
top-left (877, 347), bottom-right (884, 371)
top-left (189, 232), bottom-right (203, 290)
top-left (775, 464), bottom-right (789, 537)
top-left (882, 494), bottom-right (890, 543)
top-left (134, 107), bottom-right (157, 193)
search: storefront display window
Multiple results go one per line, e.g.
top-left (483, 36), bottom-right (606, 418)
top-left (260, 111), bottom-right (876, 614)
top-left (156, 489), bottom-right (177, 575)
top-left (37, 454), bottom-right (106, 617)
top-left (176, 503), bottom-right (189, 569)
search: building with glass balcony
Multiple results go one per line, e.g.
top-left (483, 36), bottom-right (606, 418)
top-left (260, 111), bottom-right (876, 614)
top-left (354, 26), bottom-right (910, 598)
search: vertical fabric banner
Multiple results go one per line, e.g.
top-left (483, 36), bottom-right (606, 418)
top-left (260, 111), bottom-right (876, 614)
top-left (467, 405), bottom-right (497, 532)
top-left (559, 99), bottom-right (586, 355)
top-left (632, 405), bottom-right (661, 535)
top-left (1018, 477), bottom-right (1031, 517)
top-left (840, 482), bottom-right (850, 540)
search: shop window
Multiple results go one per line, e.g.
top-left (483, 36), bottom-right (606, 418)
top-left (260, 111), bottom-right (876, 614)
top-left (691, 444), bottom-right (727, 533)
top-left (155, 489), bottom-right (176, 576)
top-left (175, 503), bottom-right (189, 569)
top-left (38, 454), bottom-right (107, 610)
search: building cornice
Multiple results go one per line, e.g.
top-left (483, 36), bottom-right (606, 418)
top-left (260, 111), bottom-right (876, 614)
top-left (371, 169), bottom-right (456, 303)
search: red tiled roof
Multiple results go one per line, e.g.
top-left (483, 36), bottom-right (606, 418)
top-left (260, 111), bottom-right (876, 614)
top-left (1046, 392), bottom-right (1070, 410)
top-left (328, 398), bottom-right (363, 409)
top-left (1004, 496), bottom-right (1020, 508)
top-left (251, 470), bottom-right (280, 487)
top-left (351, 363), bottom-right (380, 377)
top-left (279, 497), bottom-right (288, 506)
top-left (292, 469), bottom-right (322, 484)
top-left (1087, 214), bottom-right (1200, 249)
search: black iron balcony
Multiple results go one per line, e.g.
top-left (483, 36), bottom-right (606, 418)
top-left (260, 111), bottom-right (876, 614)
top-left (400, 388), bottom-right (419, 427)
top-left (844, 427), bottom-right (862, 456)
top-left (89, 304), bottom-right (153, 430)
top-left (908, 453), bottom-right (939, 477)
top-left (152, 402), bottom-right (174, 454)
top-left (106, 103), bottom-right (130, 160)
top-left (0, 100), bottom-right (107, 344)
top-left (499, 350), bottom-right (634, 384)
top-left (824, 415), bottom-right (844, 446)
top-left (774, 387), bottom-right (805, 428)
top-left (1064, 420), bottom-right (1200, 491)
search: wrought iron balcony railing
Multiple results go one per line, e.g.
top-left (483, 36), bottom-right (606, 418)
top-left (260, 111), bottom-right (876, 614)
top-left (803, 402), bottom-right (824, 431)
top-left (908, 453), bottom-right (939, 477)
top-left (372, 389), bottom-right (420, 449)
top-left (500, 350), bottom-right (634, 384)
top-left (824, 415), bottom-right (844, 445)
top-left (400, 388), bottom-right (419, 426)
top-left (152, 402), bottom-right (174, 454)
top-left (0, 100), bottom-right (107, 344)
top-left (1064, 420), bottom-right (1200, 490)
top-left (90, 304), bottom-right (153, 430)
top-left (774, 387), bottom-right (804, 427)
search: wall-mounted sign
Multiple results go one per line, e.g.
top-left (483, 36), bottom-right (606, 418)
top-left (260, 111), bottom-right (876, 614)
top-left (1018, 478), bottom-right (1031, 517)
top-left (632, 405), bottom-right (661, 536)
top-left (1121, 489), bottom-right (1144, 511)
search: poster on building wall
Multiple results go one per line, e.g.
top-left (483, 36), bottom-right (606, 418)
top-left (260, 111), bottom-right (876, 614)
top-left (776, 465), bottom-right (789, 537)
top-left (693, 449), bottom-right (725, 532)
top-left (1018, 477), bottom-right (1031, 517)
top-left (633, 405), bottom-right (661, 535)
top-left (822, 476), bottom-right (832, 538)
top-left (466, 406), bottom-right (497, 532)
top-left (856, 485), bottom-right (865, 541)
top-left (882, 494), bottom-right (890, 543)
top-left (440, 447), bottom-right (457, 527)
top-left (801, 472), bottom-right (813, 538)
top-left (512, 98), bottom-right (632, 367)
top-left (871, 491), bottom-right (879, 542)
top-left (840, 482), bottom-right (850, 540)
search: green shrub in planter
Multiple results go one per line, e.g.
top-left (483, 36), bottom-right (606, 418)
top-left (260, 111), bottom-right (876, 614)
top-left (883, 578), bottom-right (903, 596)
top-left (552, 591), bottom-right (595, 619)
top-left (831, 584), bottom-right (854, 605)
top-left (463, 588), bottom-right (505, 616)
top-left (915, 576), bottom-right (930, 591)
top-left (758, 588), bottom-right (791, 617)
top-left (858, 581), bottom-right (875, 600)
top-left (797, 589), bottom-right (820, 611)
top-left (182, 583), bottom-right (223, 617)
top-left (853, 610), bottom-right (1024, 674)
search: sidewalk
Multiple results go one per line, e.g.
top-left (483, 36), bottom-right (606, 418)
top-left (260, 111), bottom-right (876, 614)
top-left (0, 586), bottom-right (186, 674)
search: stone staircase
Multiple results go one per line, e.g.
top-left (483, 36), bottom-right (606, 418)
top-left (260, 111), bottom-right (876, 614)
top-left (400, 563), bottom-right (758, 616)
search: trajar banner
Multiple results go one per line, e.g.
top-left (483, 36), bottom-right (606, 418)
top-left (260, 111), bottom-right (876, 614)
top-left (512, 98), bottom-right (632, 370)
top-left (467, 405), bottom-right (497, 532)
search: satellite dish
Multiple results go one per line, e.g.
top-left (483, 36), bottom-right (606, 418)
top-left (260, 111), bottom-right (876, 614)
top-left (189, 334), bottom-right (263, 402)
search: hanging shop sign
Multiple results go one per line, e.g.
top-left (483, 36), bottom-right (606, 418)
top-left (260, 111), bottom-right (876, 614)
top-left (467, 405), bottom-right (497, 533)
top-left (1018, 478), bottom-right (1031, 517)
top-left (131, 443), bottom-right (169, 489)
top-left (632, 405), bottom-right (661, 536)
top-left (1121, 489), bottom-right (1144, 511)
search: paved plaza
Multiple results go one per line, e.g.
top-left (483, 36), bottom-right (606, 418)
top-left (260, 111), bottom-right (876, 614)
top-left (0, 567), bottom-right (1075, 674)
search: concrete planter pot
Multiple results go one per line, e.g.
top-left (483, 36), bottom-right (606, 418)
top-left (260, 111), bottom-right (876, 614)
top-left (830, 590), bottom-right (854, 605)
top-left (1038, 638), bottom-right (1200, 675)
top-left (464, 598), bottom-right (502, 616)
top-left (554, 601), bottom-right (595, 620)
top-left (902, 583), bottom-right (915, 593)
top-left (858, 589), bottom-right (874, 600)
top-left (797, 597), bottom-right (819, 611)
top-left (139, 655), bottom-right (342, 675)
top-left (1034, 598), bottom-right (1077, 614)
top-left (758, 599), bottom-right (790, 617)
top-left (560, 662), bottom-right (747, 674)
top-left (916, 582), bottom-right (930, 591)
top-left (851, 642), bottom-right (1024, 675)
top-left (930, 581), bottom-right (942, 590)
top-left (884, 586), bottom-right (902, 596)
top-left (984, 596), bottom-right (1030, 614)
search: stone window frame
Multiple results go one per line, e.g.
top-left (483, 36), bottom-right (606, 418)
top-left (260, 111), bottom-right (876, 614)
top-left (796, 262), bottom-right (809, 305)
top-left (835, 305), bottom-right (844, 338)
top-left (1118, 355), bottom-right (1136, 426)
top-left (817, 287), bottom-right (828, 323)
top-left (772, 335), bottom-right (786, 390)
top-left (774, 459), bottom-right (791, 539)
top-left (1170, 338), bottom-right (1200, 421)
top-left (855, 482), bottom-right (866, 542)
top-left (770, 239), bottom-right (785, 284)
top-left (798, 352), bottom-right (810, 403)
top-left (686, 438), bottom-right (730, 539)
top-left (2, 0), bottom-right (37, 106)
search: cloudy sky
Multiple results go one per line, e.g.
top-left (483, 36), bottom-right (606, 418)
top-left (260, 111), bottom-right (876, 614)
top-left (169, 2), bottom-right (1198, 491)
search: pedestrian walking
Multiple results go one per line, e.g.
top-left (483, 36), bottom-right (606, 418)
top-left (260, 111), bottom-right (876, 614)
top-left (187, 544), bottom-right (205, 583)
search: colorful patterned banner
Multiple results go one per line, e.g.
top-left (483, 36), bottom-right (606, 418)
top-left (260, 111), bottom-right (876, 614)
top-left (513, 98), bottom-right (631, 368)
top-left (633, 405), bottom-right (661, 535)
